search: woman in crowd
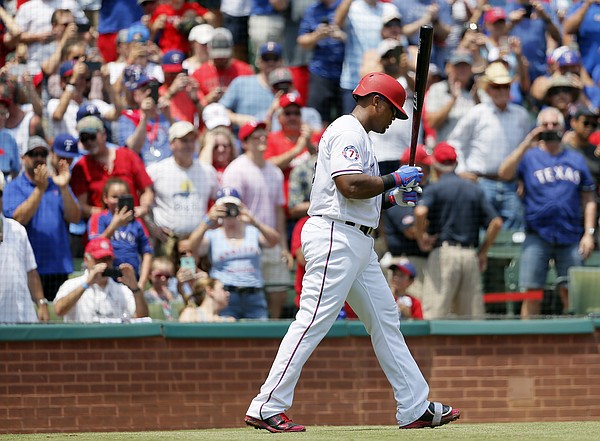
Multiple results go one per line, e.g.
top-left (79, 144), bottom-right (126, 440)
top-left (178, 273), bottom-right (234, 323)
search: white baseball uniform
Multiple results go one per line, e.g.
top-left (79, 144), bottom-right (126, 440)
top-left (247, 115), bottom-right (430, 426)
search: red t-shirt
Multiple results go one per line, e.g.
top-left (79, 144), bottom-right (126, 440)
top-left (158, 84), bottom-right (200, 125)
top-left (150, 2), bottom-right (208, 53)
top-left (265, 131), bottom-right (310, 213)
top-left (71, 148), bottom-right (153, 209)
top-left (191, 60), bottom-right (254, 99)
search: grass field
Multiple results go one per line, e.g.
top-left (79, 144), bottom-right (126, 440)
top-left (2, 423), bottom-right (600, 441)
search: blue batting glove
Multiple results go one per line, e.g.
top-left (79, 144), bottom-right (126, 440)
top-left (391, 165), bottom-right (423, 189)
top-left (388, 186), bottom-right (422, 207)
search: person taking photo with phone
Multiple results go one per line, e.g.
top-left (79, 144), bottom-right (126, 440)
top-left (88, 178), bottom-right (154, 291)
top-left (187, 187), bottom-right (280, 320)
top-left (54, 236), bottom-right (149, 323)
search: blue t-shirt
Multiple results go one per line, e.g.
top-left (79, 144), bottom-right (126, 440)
top-left (2, 174), bottom-right (74, 275)
top-left (219, 75), bottom-right (274, 120)
top-left (98, 0), bottom-right (143, 34)
top-left (298, 0), bottom-right (345, 81)
top-left (506, 3), bottom-right (559, 81)
top-left (251, 0), bottom-right (276, 15)
top-left (206, 226), bottom-right (263, 288)
top-left (117, 112), bottom-right (172, 165)
top-left (0, 130), bottom-right (20, 177)
top-left (566, 3), bottom-right (600, 74)
top-left (88, 210), bottom-right (154, 276)
top-left (517, 147), bottom-right (596, 244)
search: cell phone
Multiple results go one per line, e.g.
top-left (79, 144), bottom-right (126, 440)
top-left (224, 203), bottom-right (239, 218)
top-left (117, 194), bottom-right (135, 213)
top-left (180, 256), bottom-right (196, 271)
top-left (523, 4), bottom-right (533, 18)
top-left (102, 268), bottom-right (123, 280)
top-left (148, 81), bottom-right (160, 103)
top-left (77, 22), bottom-right (91, 33)
top-left (85, 61), bottom-right (102, 73)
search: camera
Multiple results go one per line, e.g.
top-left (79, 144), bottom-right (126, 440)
top-left (77, 22), bottom-right (91, 33)
top-left (523, 3), bottom-right (533, 18)
top-left (102, 268), bottom-right (123, 280)
top-left (224, 203), bottom-right (239, 218)
top-left (538, 130), bottom-right (562, 142)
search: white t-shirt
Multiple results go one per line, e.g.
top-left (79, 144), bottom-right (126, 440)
top-left (308, 114), bottom-right (381, 228)
top-left (0, 216), bottom-right (38, 323)
top-left (147, 157), bottom-right (219, 236)
top-left (221, 0), bottom-right (252, 17)
top-left (46, 98), bottom-right (113, 138)
top-left (54, 273), bottom-right (136, 323)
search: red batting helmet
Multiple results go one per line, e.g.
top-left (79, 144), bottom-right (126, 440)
top-left (352, 72), bottom-right (408, 120)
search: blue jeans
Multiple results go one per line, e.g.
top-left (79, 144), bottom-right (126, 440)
top-left (478, 178), bottom-right (524, 230)
top-left (220, 288), bottom-right (269, 320)
top-left (518, 233), bottom-right (582, 290)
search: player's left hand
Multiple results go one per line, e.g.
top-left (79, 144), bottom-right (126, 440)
top-left (388, 185), bottom-right (422, 207)
top-left (392, 165), bottom-right (423, 189)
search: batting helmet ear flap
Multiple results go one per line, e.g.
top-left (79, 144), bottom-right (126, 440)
top-left (352, 72), bottom-right (409, 120)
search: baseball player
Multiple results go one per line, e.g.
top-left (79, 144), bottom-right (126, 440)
top-left (245, 72), bottom-right (461, 432)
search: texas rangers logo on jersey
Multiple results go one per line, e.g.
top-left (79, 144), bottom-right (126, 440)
top-left (342, 145), bottom-right (360, 161)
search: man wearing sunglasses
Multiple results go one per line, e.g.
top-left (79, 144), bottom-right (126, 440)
top-left (564, 106), bottom-right (600, 188)
top-left (2, 136), bottom-right (81, 301)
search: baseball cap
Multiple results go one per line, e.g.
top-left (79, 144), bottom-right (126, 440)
top-left (59, 60), bottom-right (76, 78)
top-left (162, 50), bottom-right (185, 73)
top-left (77, 116), bottom-right (105, 134)
top-left (389, 258), bottom-right (417, 278)
top-left (52, 133), bottom-right (80, 159)
top-left (259, 41), bottom-right (283, 59)
top-left (382, 9), bottom-right (402, 26)
top-left (202, 103), bottom-right (231, 130)
top-left (126, 24), bottom-right (150, 43)
top-left (215, 187), bottom-right (241, 206)
top-left (484, 7), bottom-right (507, 24)
top-left (76, 103), bottom-right (102, 122)
top-left (169, 121), bottom-right (197, 142)
top-left (26, 136), bottom-right (49, 153)
top-left (85, 237), bottom-right (114, 260)
top-left (268, 67), bottom-right (293, 87)
top-left (377, 39), bottom-right (402, 58)
top-left (557, 50), bottom-right (581, 67)
top-left (239, 121), bottom-right (267, 141)
top-left (279, 93), bottom-right (304, 108)
top-left (448, 51), bottom-right (473, 66)
top-left (401, 145), bottom-right (432, 166)
top-left (189, 24), bottom-right (214, 44)
top-left (433, 142), bottom-right (457, 164)
top-left (122, 64), bottom-right (153, 91)
top-left (208, 28), bottom-right (233, 59)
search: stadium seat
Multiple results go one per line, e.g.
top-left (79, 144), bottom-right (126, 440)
top-left (568, 267), bottom-right (600, 315)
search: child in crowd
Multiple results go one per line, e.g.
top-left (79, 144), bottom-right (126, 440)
top-left (88, 178), bottom-right (154, 290)
top-left (144, 256), bottom-right (182, 320)
top-left (178, 273), bottom-right (235, 323)
top-left (388, 258), bottom-right (424, 320)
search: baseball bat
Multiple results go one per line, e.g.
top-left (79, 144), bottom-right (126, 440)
top-left (408, 25), bottom-right (434, 166)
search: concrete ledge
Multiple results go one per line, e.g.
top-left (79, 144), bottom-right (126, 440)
top-left (0, 318), bottom-right (597, 341)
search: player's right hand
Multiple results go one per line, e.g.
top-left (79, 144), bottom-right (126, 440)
top-left (391, 165), bottom-right (423, 189)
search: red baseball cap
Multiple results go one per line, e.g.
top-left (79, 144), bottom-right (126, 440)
top-left (238, 121), bottom-right (267, 141)
top-left (433, 142), bottom-right (457, 164)
top-left (85, 237), bottom-right (114, 260)
top-left (279, 93), bottom-right (304, 108)
top-left (401, 144), bottom-right (432, 166)
top-left (484, 7), bottom-right (507, 24)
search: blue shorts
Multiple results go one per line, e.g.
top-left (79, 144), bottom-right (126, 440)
top-left (518, 233), bottom-right (582, 290)
top-left (220, 288), bottom-right (268, 320)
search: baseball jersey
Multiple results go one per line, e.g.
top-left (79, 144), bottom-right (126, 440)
top-left (517, 146), bottom-right (596, 244)
top-left (308, 114), bottom-right (381, 228)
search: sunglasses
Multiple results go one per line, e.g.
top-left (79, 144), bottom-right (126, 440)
top-left (152, 271), bottom-right (173, 278)
top-left (581, 120), bottom-right (598, 129)
top-left (489, 83), bottom-right (511, 90)
top-left (541, 121), bottom-right (560, 128)
top-left (179, 250), bottom-right (193, 257)
top-left (548, 86), bottom-right (575, 96)
top-left (261, 55), bottom-right (280, 62)
top-left (26, 150), bottom-right (49, 159)
top-left (80, 132), bottom-right (97, 143)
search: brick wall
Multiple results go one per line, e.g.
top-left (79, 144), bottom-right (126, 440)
top-left (1, 331), bottom-right (599, 433)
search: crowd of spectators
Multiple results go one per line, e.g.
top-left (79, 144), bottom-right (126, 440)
top-left (0, 0), bottom-right (599, 323)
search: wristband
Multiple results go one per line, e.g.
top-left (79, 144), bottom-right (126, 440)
top-left (202, 214), bottom-right (215, 227)
top-left (81, 282), bottom-right (90, 291)
top-left (382, 174), bottom-right (397, 192)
